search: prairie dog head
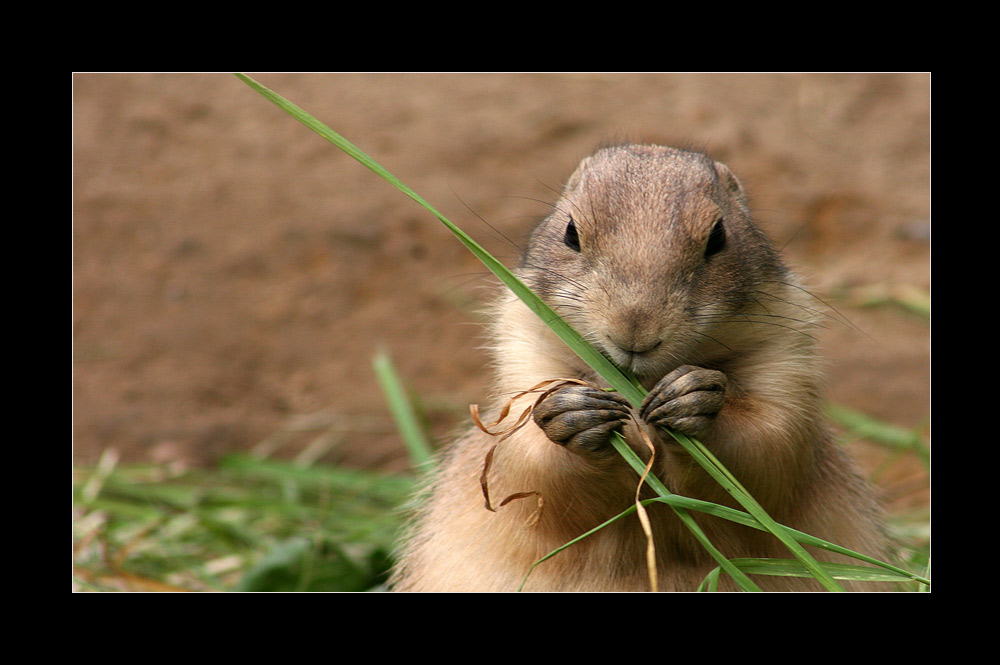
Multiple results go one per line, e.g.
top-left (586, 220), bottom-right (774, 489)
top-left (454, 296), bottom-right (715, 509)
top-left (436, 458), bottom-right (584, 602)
top-left (519, 144), bottom-right (791, 385)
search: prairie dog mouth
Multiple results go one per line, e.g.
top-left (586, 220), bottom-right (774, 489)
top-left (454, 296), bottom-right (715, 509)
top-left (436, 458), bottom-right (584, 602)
top-left (600, 339), bottom-right (672, 385)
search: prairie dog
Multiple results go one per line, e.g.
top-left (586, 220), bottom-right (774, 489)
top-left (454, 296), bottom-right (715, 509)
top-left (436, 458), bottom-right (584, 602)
top-left (390, 144), bottom-right (889, 592)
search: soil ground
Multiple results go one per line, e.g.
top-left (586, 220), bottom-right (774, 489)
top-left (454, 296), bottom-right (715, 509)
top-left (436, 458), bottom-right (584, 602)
top-left (72, 73), bottom-right (930, 513)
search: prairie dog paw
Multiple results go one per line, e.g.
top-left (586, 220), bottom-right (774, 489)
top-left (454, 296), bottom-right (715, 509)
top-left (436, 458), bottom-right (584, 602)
top-left (532, 385), bottom-right (632, 455)
top-left (639, 365), bottom-right (727, 438)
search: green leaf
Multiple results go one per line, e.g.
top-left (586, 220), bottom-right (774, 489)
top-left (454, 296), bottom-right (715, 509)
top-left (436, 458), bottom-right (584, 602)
top-left (372, 350), bottom-right (436, 470)
top-left (236, 537), bottom-right (390, 592)
top-left (826, 402), bottom-right (929, 468)
top-left (726, 558), bottom-right (913, 583)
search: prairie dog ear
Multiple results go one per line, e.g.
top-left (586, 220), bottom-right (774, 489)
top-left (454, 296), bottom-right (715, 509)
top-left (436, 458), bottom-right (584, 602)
top-left (714, 161), bottom-right (746, 201)
top-left (564, 155), bottom-right (592, 192)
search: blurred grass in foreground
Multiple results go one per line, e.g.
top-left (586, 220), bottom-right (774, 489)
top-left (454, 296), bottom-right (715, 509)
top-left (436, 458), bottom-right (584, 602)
top-left (72, 450), bottom-right (415, 592)
top-left (73, 386), bottom-right (928, 592)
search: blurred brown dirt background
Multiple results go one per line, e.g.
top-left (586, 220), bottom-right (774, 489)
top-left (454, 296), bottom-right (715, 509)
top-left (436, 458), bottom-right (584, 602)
top-left (72, 73), bottom-right (929, 512)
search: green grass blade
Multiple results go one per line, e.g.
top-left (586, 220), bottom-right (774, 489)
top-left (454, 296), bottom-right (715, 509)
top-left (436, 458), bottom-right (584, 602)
top-left (665, 430), bottom-right (844, 590)
top-left (726, 558), bottom-right (913, 583)
top-left (638, 493), bottom-right (928, 585)
top-left (372, 350), bottom-right (435, 470)
top-left (608, 434), bottom-right (760, 591)
top-left (519, 492), bottom-right (762, 592)
top-left (826, 402), bottom-right (930, 468)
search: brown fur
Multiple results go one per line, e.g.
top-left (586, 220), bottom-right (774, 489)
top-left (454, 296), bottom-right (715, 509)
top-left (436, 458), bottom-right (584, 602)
top-left (390, 144), bottom-right (890, 592)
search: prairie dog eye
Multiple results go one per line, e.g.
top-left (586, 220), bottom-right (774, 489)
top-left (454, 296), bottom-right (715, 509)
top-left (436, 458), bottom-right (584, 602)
top-left (705, 217), bottom-right (726, 258)
top-left (564, 217), bottom-right (581, 252)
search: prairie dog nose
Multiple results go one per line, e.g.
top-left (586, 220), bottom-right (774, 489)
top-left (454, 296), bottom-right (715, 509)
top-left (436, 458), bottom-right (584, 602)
top-left (606, 309), bottom-right (663, 355)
